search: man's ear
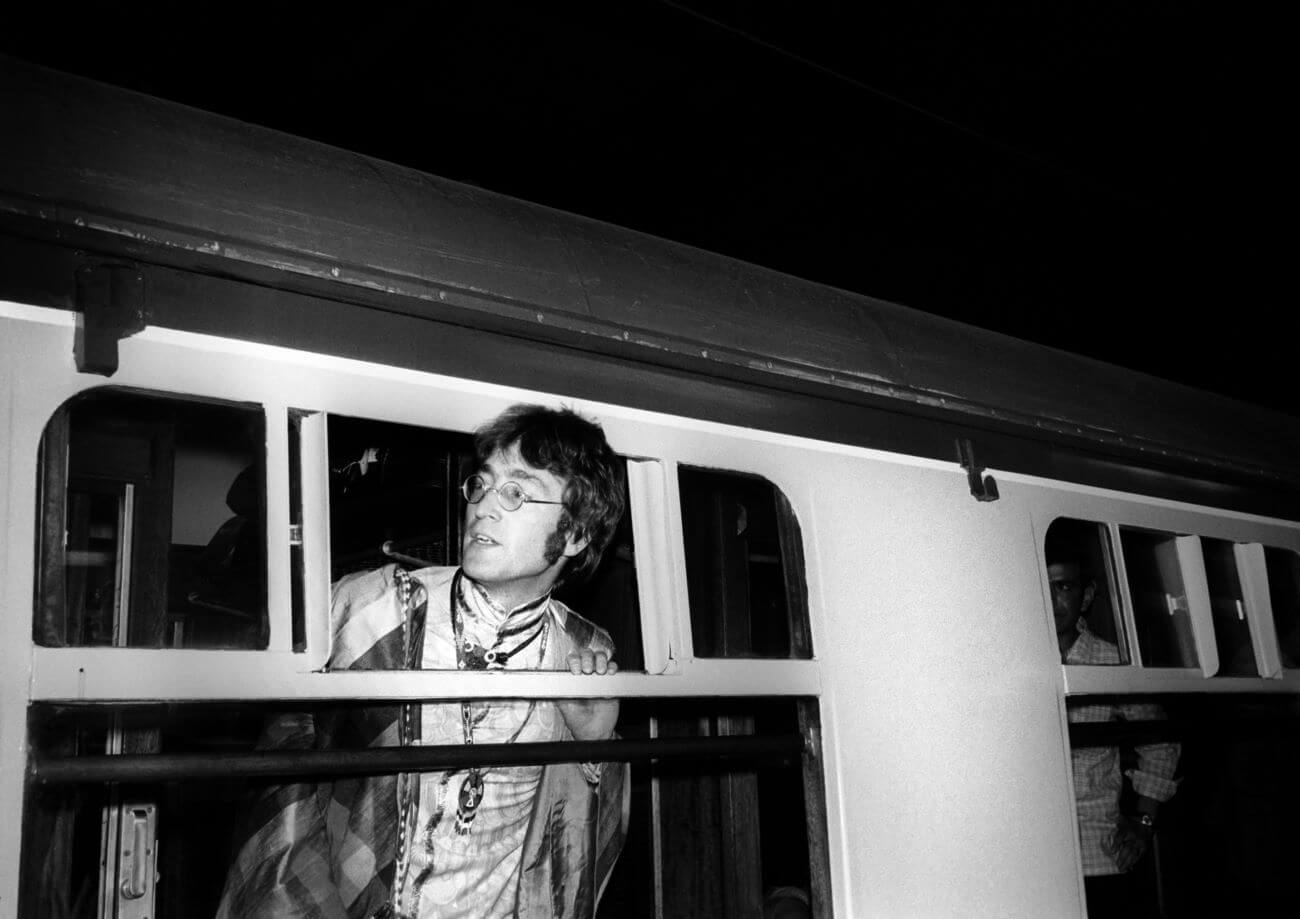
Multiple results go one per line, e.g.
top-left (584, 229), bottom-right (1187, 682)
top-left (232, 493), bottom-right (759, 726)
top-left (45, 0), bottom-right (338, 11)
top-left (561, 529), bottom-right (591, 559)
top-left (1082, 580), bottom-right (1096, 612)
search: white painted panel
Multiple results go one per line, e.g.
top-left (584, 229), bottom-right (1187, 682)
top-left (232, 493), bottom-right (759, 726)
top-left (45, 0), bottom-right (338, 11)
top-left (806, 453), bottom-right (1082, 916)
top-left (1179, 535), bottom-right (1219, 677)
top-left (1238, 542), bottom-right (1284, 678)
top-left (626, 459), bottom-right (676, 674)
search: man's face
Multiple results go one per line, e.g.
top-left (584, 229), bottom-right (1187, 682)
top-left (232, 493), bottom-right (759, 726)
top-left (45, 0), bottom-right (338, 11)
top-left (1048, 561), bottom-right (1094, 639)
top-left (460, 444), bottom-right (589, 609)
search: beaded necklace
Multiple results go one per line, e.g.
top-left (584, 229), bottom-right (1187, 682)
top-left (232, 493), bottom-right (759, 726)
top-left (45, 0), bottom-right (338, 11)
top-left (448, 569), bottom-right (548, 835)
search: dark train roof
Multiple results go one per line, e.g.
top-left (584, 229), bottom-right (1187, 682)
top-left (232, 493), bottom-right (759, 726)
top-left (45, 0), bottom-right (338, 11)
top-left (2, 55), bottom-right (1297, 499)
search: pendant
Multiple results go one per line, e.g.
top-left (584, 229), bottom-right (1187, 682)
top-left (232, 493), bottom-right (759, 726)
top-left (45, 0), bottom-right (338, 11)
top-left (460, 640), bottom-right (489, 670)
top-left (454, 768), bottom-right (484, 835)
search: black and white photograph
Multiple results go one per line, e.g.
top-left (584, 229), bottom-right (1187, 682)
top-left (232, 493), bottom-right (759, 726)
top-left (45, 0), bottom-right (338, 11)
top-left (2, 4), bottom-right (1295, 917)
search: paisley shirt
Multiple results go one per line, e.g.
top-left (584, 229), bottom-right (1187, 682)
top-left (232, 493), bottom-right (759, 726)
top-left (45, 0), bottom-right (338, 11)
top-left (396, 568), bottom-right (598, 918)
top-left (215, 564), bottom-right (628, 919)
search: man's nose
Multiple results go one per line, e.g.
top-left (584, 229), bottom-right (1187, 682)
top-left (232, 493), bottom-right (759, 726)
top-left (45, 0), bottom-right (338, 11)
top-left (474, 489), bottom-right (504, 517)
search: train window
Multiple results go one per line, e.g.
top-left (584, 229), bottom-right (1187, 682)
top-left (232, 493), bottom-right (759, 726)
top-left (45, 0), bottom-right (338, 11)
top-left (1262, 547), bottom-right (1300, 668)
top-left (1202, 539), bottom-right (1260, 677)
top-left (678, 466), bottom-right (811, 659)
top-left (34, 390), bottom-right (269, 650)
top-left (1120, 527), bottom-right (1200, 668)
top-left (22, 697), bottom-right (825, 918)
top-left (327, 415), bottom-right (472, 579)
top-left (612, 698), bottom-right (823, 918)
top-left (326, 415), bottom-right (644, 671)
top-left (1046, 518), bottom-right (1130, 664)
top-left (1065, 695), bottom-right (1300, 916)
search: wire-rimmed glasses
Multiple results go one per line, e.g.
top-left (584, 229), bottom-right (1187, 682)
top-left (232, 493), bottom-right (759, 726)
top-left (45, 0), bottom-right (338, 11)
top-left (461, 474), bottom-right (565, 512)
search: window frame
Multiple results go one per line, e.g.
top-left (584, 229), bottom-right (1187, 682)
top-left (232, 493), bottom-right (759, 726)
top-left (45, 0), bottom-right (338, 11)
top-left (16, 317), bottom-right (821, 704)
top-left (1035, 493), bottom-right (1300, 696)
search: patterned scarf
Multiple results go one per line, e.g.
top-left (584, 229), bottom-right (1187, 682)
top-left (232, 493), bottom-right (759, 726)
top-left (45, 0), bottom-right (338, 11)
top-left (453, 570), bottom-right (551, 670)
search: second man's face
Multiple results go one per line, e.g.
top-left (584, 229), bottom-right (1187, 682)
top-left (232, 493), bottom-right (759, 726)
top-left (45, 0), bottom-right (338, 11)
top-left (1048, 562), bottom-right (1092, 638)
top-left (461, 444), bottom-right (588, 610)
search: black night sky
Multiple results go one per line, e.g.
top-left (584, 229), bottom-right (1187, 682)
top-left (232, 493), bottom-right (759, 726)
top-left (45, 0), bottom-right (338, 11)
top-left (3, 3), bottom-right (1292, 416)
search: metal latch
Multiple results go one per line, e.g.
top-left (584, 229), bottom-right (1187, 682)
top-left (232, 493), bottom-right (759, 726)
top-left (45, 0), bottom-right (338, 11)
top-left (956, 438), bottom-right (999, 502)
top-left (75, 264), bottom-right (148, 377)
top-left (108, 802), bottom-right (159, 918)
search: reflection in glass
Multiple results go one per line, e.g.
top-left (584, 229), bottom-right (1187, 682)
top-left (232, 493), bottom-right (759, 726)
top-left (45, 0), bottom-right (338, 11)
top-left (62, 486), bottom-right (130, 646)
top-left (1203, 539), bottom-right (1259, 676)
top-left (679, 466), bottom-right (810, 659)
top-left (36, 390), bottom-right (267, 649)
top-left (1120, 528), bottom-right (1199, 668)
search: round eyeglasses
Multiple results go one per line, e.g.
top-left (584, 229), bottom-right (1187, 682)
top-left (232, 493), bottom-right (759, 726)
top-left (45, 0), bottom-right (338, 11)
top-left (461, 474), bottom-right (565, 512)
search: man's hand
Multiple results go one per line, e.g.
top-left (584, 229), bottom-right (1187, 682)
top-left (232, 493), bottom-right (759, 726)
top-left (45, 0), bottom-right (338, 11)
top-left (566, 649), bottom-right (618, 676)
top-left (557, 650), bottom-right (619, 741)
top-left (1106, 814), bottom-right (1155, 872)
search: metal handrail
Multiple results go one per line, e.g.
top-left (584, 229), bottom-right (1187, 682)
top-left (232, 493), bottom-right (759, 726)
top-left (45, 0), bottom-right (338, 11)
top-left (30, 733), bottom-right (805, 785)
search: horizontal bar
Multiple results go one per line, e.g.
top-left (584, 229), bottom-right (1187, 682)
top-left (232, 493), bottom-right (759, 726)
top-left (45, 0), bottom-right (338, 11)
top-left (30, 733), bottom-right (805, 785)
top-left (1069, 721), bottom-right (1177, 748)
top-left (1068, 717), bottom-right (1294, 748)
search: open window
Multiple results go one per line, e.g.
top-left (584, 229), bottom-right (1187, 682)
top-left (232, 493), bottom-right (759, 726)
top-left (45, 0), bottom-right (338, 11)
top-left (22, 695), bottom-right (827, 918)
top-left (1045, 518), bottom-right (1130, 664)
top-left (24, 397), bottom-right (828, 916)
top-left (324, 413), bottom-right (646, 671)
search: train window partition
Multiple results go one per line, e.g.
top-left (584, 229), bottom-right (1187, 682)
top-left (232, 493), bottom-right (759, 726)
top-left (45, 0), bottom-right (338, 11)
top-left (325, 414), bottom-right (646, 672)
top-left (22, 696), bottom-right (826, 919)
top-left (1202, 539), bottom-right (1260, 677)
top-left (1262, 547), bottom-right (1300, 668)
top-left (35, 389), bottom-right (271, 651)
top-left (678, 466), bottom-right (811, 659)
top-left (1045, 518), bottom-right (1130, 664)
top-left (1118, 527), bottom-right (1203, 669)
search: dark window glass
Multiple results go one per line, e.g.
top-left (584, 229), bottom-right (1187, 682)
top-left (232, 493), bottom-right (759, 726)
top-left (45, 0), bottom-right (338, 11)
top-left (1202, 539), bottom-right (1259, 677)
top-left (1263, 547), bottom-right (1300, 668)
top-left (327, 415), bottom-right (472, 579)
top-left (1045, 518), bottom-right (1128, 664)
top-left (678, 467), bottom-right (810, 659)
top-left (622, 698), bottom-right (824, 918)
top-left (1120, 528), bottom-right (1199, 668)
top-left (35, 390), bottom-right (267, 649)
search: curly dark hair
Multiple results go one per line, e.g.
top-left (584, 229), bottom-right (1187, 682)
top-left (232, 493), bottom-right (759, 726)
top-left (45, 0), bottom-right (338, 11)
top-left (474, 404), bottom-right (625, 584)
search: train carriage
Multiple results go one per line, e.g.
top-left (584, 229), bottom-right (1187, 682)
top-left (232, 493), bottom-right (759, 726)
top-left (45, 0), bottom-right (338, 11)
top-left (2, 57), bottom-right (1299, 918)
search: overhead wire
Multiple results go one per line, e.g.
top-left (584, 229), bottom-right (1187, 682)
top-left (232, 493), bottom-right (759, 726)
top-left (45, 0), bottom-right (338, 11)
top-left (653, 0), bottom-right (1163, 211)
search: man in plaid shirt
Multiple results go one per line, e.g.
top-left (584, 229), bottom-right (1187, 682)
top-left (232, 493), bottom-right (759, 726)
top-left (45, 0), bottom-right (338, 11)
top-left (1048, 525), bottom-right (1180, 917)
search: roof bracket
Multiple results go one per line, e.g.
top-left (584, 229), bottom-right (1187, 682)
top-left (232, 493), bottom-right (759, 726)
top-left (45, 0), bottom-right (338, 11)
top-left (75, 264), bottom-right (148, 377)
top-left (956, 437), bottom-right (999, 502)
